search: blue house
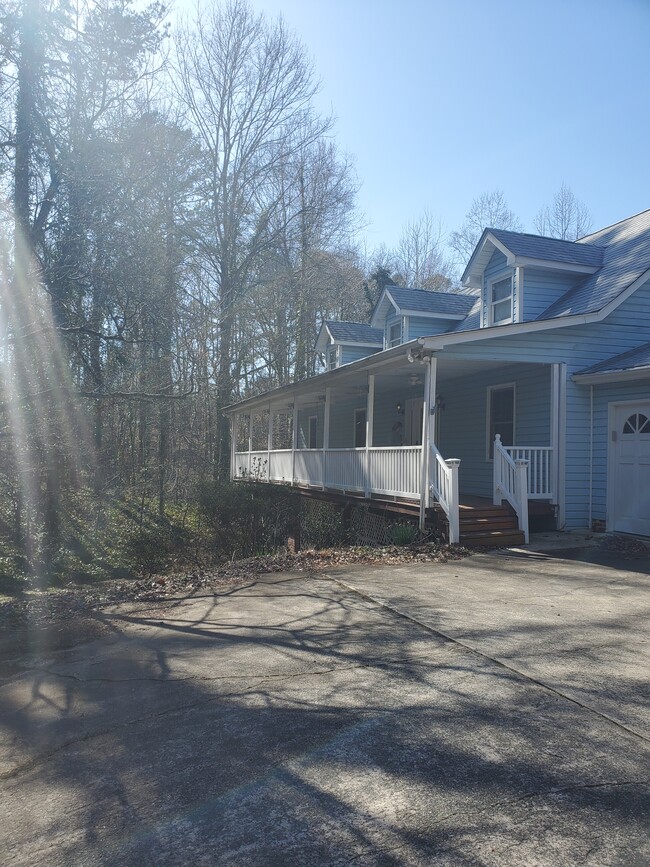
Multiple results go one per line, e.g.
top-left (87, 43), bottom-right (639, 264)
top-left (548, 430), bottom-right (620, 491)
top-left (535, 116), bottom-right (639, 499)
top-left (226, 209), bottom-right (650, 545)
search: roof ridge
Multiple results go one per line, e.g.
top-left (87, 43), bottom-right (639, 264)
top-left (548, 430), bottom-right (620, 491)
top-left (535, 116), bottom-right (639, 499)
top-left (576, 207), bottom-right (650, 243)
top-left (391, 285), bottom-right (475, 299)
top-left (489, 227), bottom-right (602, 248)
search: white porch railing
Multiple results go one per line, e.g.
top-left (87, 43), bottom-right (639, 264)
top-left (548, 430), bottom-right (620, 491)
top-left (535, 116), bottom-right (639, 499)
top-left (234, 446), bottom-right (421, 498)
top-left (504, 446), bottom-right (553, 499)
top-left (368, 447), bottom-right (421, 498)
top-left (493, 435), bottom-right (529, 543)
top-left (429, 444), bottom-right (460, 544)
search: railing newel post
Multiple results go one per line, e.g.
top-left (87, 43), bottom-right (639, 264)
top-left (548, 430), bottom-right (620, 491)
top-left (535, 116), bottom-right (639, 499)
top-left (515, 459), bottom-right (530, 543)
top-left (445, 458), bottom-right (461, 544)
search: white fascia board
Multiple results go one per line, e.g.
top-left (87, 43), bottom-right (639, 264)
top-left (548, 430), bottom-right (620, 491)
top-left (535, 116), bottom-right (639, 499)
top-left (572, 366), bottom-right (650, 385)
top-left (369, 289), bottom-right (399, 328)
top-left (512, 256), bottom-right (599, 275)
top-left (597, 268), bottom-right (650, 318)
top-left (462, 233), bottom-right (513, 287)
top-left (487, 232), bottom-right (515, 262)
top-left (418, 311), bottom-right (600, 350)
top-left (335, 340), bottom-right (383, 348)
top-left (400, 308), bottom-right (466, 321)
top-left (314, 322), bottom-right (335, 354)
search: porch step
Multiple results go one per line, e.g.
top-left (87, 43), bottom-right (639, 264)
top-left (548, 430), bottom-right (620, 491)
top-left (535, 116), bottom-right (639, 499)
top-left (460, 529), bottom-right (526, 547)
top-left (459, 517), bottom-right (519, 533)
top-left (433, 499), bottom-right (525, 547)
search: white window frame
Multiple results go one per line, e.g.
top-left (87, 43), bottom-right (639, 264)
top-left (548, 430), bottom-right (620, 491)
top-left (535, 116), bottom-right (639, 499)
top-left (488, 273), bottom-right (514, 326)
top-left (308, 415), bottom-right (318, 449)
top-left (388, 320), bottom-right (402, 348)
top-left (486, 383), bottom-right (516, 460)
top-left (353, 407), bottom-right (366, 448)
top-left (328, 344), bottom-right (339, 370)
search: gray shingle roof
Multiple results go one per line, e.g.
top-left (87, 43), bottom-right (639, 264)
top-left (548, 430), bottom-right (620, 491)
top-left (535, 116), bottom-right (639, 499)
top-left (489, 228), bottom-right (604, 267)
top-left (325, 321), bottom-right (383, 344)
top-left (386, 286), bottom-right (476, 316)
top-left (450, 296), bottom-right (482, 332)
top-left (540, 210), bottom-right (650, 319)
top-left (575, 342), bottom-right (650, 376)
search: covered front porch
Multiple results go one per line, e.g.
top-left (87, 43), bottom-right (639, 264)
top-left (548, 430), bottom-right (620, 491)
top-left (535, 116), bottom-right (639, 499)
top-left (229, 349), bottom-right (562, 543)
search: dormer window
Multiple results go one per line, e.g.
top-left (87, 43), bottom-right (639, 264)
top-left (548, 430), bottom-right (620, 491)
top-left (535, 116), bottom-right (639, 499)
top-left (388, 321), bottom-right (402, 347)
top-left (489, 275), bottom-right (513, 325)
top-left (328, 345), bottom-right (338, 370)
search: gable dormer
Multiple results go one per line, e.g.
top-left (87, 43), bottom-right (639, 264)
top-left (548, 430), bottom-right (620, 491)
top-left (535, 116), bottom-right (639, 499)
top-left (315, 321), bottom-right (382, 370)
top-left (370, 286), bottom-right (475, 347)
top-left (462, 229), bottom-right (604, 326)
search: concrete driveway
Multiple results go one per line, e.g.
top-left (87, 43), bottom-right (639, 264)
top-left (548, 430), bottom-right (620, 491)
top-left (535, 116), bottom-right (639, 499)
top-left (1, 549), bottom-right (649, 865)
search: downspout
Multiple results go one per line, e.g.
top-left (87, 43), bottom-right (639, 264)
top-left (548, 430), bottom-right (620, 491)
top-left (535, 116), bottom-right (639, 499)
top-left (589, 384), bottom-right (593, 531)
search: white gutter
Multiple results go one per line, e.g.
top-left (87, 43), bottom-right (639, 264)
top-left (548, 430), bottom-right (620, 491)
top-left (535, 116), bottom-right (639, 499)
top-left (573, 366), bottom-right (650, 385)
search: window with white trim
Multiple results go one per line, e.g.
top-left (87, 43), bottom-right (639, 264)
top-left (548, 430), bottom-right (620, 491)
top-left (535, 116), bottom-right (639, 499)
top-left (489, 275), bottom-right (513, 325)
top-left (328, 345), bottom-right (338, 370)
top-left (487, 384), bottom-right (515, 458)
top-left (388, 321), bottom-right (402, 347)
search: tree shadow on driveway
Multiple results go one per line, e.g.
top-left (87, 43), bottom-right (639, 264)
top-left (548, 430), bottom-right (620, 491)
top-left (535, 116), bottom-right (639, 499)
top-left (0, 574), bottom-right (649, 866)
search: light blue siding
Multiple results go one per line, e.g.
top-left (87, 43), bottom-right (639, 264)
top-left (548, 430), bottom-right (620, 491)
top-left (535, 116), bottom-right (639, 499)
top-left (407, 316), bottom-right (455, 339)
top-left (437, 305), bottom-right (650, 527)
top-left (437, 364), bottom-right (551, 498)
top-left (601, 275), bottom-right (650, 327)
top-left (522, 268), bottom-right (581, 320)
top-left (372, 380), bottom-right (424, 446)
top-left (297, 404), bottom-right (323, 449)
top-left (340, 345), bottom-right (380, 365)
top-left (330, 395), bottom-right (365, 448)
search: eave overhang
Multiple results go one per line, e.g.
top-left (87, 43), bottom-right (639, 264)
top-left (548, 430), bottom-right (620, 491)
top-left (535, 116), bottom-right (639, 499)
top-left (224, 340), bottom-right (423, 414)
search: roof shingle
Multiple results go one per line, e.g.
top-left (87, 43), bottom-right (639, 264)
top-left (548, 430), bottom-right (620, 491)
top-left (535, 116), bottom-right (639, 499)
top-left (386, 286), bottom-right (476, 316)
top-left (325, 321), bottom-right (383, 344)
top-left (489, 228), bottom-right (604, 268)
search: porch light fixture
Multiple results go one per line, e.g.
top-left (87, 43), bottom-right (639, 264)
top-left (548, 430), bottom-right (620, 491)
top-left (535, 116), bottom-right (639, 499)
top-left (396, 402), bottom-right (404, 415)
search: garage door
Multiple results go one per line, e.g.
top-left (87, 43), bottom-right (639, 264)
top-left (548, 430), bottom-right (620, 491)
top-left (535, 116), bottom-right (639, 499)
top-left (611, 403), bottom-right (650, 535)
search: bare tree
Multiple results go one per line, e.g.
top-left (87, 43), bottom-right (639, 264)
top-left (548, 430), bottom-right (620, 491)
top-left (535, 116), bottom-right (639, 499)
top-left (534, 183), bottom-right (592, 240)
top-left (449, 190), bottom-right (523, 263)
top-left (175, 0), bottom-right (330, 475)
top-left (392, 211), bottom-right (453, 290)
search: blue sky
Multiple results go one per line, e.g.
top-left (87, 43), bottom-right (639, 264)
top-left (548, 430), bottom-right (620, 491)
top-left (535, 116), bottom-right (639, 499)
top-left (247, 0), bottom-right (650, 253)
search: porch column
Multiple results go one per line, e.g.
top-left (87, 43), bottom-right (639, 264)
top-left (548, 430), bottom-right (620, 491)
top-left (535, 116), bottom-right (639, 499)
top-left (365, 374), bottom-right (375, 497)
top-left (550, 362), bottom-right (567, 529)
top-left (291, 401), bottom-right (298, 486)
top-left (267, 403), bottom-right (273, 481)
top-left (419, 355), bottom-right (437, 530)
top-left (247, 413), bottom-right (253, 480)
top-left (322, 387), bottom-right (331, 490)
top-left (230, 414), bottom-right (237, 480)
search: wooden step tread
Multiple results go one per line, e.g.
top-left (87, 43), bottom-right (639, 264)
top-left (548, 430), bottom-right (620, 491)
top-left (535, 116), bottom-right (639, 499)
top-left (460, 530), bottom-right (525, 547)
top-left (460, 520), bottom-right (519, 533)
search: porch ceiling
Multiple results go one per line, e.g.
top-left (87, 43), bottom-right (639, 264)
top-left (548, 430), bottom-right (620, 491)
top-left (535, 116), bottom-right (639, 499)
top-left (436, 357), bottom-right (532, 384)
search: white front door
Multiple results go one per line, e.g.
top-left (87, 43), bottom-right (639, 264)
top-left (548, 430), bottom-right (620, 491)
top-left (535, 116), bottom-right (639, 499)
top-left (610, 403), bottom-right (650, 535)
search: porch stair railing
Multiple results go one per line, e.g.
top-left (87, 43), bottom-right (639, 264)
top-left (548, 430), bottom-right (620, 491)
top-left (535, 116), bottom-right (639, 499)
top-left (429, 443), bottom-right (460, 544)
top-left (493, 434), bottom-right (529, 543)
